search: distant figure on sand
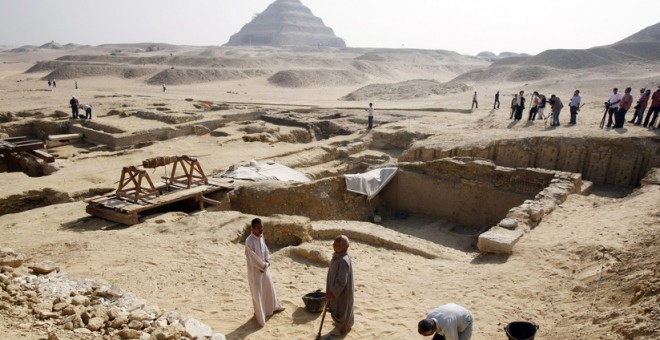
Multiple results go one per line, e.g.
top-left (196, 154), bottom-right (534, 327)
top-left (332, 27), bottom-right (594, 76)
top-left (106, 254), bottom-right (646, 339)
top-left (48, 79), bottom-right (52, 89)
top-left (569, 90), bottom-right (581, 125)
top-left (418, 303), bottom-right (474, 340)
top-left (614, 87), bottom-right (633, 128)
top-left (537, 94), bottom-right (547, 120)
top-left (245, 218), bottom-right (285, 327)
top-left (528, 91), bottom-right (540, 120)
top-left (514, 90), bottom-right (525, 120)
top-left (493, 91), bottom-right (500, 109)
top-left (549, 94), bottom-right (563, 126)
top-left (629, 88), bottom-right (646, 124)
top-left (510, 94), bottom-right (518, 119)
top-left (365, 103), bottom-right (374, 129)
top-left (605, 88), bottom-right (622, 128)
top-left (642, 86), bottom-right (660, 128)
top-left (52, 80), bottom-right (56, 88)
top-left (471, 92), bottom-right (478, 109)
top-left (69, 96), bottom-right (79, 119)
top-left (75, 80), bottom-right (78, 89)
top-left (162, 84), bottom-right (166, 92)
top-left (82, 104), bottom-right (92, 120)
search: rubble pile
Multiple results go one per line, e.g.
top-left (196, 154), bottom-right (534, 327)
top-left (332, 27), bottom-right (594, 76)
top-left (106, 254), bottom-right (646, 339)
top-left (0, 248), bottom-right (225, 340)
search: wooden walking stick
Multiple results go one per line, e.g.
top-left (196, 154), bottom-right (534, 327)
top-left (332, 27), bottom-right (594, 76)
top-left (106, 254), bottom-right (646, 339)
top-left (315, 300), bottom-right (329, 340)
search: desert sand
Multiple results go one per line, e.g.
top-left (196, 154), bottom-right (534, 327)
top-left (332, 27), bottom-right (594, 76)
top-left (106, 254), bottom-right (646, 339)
top-left (0, 43), bottom-right (658, 340)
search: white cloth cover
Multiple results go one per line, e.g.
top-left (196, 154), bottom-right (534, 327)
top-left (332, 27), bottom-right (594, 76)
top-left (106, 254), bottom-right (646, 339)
top-left (344, 167), bottom-right (398, 200)
top-left (222, 161), bottom-right (311, 182)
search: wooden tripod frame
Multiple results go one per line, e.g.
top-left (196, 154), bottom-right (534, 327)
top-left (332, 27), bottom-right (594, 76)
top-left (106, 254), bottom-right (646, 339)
top-left (116, 166), bottom-right (160, 203)
top-left (166, 155), bottom-right (208, 190)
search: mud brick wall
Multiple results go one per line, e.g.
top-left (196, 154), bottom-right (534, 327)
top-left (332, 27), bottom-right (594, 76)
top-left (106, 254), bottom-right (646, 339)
top-left (228, 177), bottom-right (372, 221)
top-left (379, 159), bottom-right (555, 227)
top-left (400, 137), bottom-right (659, 186)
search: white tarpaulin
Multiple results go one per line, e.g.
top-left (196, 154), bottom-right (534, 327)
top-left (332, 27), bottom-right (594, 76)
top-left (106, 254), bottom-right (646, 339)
top-left (344, 167), bottom-right (398, 200)
top-left (222, 161), bottom-right (311, 183)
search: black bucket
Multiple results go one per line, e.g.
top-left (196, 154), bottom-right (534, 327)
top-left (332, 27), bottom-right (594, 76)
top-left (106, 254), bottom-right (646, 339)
top-left (504, 321), bottom-right (539, 340)
top-left (302, 290), bottom-right (325, 313)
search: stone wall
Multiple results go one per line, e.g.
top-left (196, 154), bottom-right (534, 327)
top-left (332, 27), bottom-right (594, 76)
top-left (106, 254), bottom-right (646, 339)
top-left (228, 177), bottom-right (372, 221)
top-left (378, 158), bottom-right (555, 227)
top-left (400, 137), bottom-right (660, 186)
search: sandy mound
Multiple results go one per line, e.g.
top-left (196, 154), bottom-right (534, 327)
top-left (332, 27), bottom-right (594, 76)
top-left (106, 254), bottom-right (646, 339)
top-left (341, 79), bottom-right (470, 101)
top-left (41, 64), bottom-right (157, 80)
top-left (147, 68), bottom-right (268, 85)
top-left (268, 69), bottom-right (363, 88)
top-left (452, 63), bottom-right (567, 83)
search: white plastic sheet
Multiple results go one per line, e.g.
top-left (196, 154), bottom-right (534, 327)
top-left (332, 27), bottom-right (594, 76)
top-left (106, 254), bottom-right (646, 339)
top-left (222, 161), bottom-right (311, 182)
top-left (344, 167), bottom-right (398, 200)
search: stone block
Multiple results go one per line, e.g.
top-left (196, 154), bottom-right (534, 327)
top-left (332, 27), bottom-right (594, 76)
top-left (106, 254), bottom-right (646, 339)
top-left (478, 227), bottom-right (524, 254)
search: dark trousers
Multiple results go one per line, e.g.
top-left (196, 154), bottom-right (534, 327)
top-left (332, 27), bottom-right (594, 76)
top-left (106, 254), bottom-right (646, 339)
top-left (71, 106), bottom-right (79, 119)
top-left (528, 107), bottom-right (538, 120)
top-left (606, 107), bottom-right (617, 127)
top-left (514, 106), bottom-right (524, 120)
top-left (569, 106), bottom-right (578, 124)
top-left (614, 108), bottom-right (628, 128)
top-left (368, 116), bottom-right (373, 129)
top-left (643, 106), bottom-right (660, 127)
top-left (472, 100), bottom-right (478, 109)
top-left (493, 99), bottom-right (500, 109)
top-left (85, 108), bottom-right (92, 119)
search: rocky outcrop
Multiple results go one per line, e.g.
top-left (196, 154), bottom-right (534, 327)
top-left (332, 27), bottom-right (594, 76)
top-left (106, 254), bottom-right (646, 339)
top-left (225, 0), bottom-right (346, 48)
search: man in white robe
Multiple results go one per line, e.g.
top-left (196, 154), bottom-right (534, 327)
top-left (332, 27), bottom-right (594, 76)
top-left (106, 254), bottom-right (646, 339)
top-left (245, 218), bottom-right (284, 326)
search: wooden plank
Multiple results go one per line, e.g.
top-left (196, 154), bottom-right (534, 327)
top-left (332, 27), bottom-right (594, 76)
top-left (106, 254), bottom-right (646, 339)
top-left (86, 205), bottom-right (139, 225)
top-left (3, 136), bottom-right (29, 143)
top-left (120, 185), bottom-right (223, 213)
top-left (201, 196), bottom-right (225, 207)
top-left (0, 141), bottom-right (45, 154)
top-left (28, 149), bottom-right (55, 163)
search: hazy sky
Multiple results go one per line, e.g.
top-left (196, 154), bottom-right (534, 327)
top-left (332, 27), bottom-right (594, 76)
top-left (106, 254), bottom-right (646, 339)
top-left (1, 0), bottom-right (657, 55)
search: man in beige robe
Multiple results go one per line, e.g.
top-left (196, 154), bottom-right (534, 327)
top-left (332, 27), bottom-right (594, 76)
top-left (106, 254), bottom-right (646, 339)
top-left (326, 235), bottom-right (354, 335)
top-left (245, 218), bottom-right (284, 326)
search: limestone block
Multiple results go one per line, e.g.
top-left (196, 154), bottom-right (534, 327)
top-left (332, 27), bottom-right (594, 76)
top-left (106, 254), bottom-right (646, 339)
top-left (528, 206), bottom-right (545, 222)
top-left (86, 317), bottom-right (104, 331)
top-left (181, 317), bottom-right (212, 339)
top-left (640, 168), bottom-right (660, 186)
top-left (498, 218), bottom-right (518, 229)
top-left (579, 181), bottom-right (594, 196)
top-left (478, 227), bottom-right (524, 254)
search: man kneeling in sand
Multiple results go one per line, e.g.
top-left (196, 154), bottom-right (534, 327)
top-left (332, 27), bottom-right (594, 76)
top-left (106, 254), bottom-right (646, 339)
top-left (418, 303), bottom-right (473, 340)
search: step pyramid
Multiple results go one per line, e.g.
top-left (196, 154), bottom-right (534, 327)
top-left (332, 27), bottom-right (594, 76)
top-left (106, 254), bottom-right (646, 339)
top-left (225, 0), bottom-right (346, 48)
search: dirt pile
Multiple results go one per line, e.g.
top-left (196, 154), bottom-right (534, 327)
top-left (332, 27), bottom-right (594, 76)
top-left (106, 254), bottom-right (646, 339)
top-left (342, 79), bottom-right (471, 101)
top-left (147, 68), bottom-right (267, 85)
top-left (268, 69), bottom-right (363, 88)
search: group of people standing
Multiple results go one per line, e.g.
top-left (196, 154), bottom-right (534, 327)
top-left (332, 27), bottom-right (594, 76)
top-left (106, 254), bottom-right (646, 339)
top-left (606, 86), bottom-right (660, 129)
top-left (486, 86), bottom-right (660, 129)
top-left (245, 217), bottom-right (472, 339)
top-left (504, 90), bottom-right (568, 126)
top-left (69, 96), bottom-right (92, 120)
